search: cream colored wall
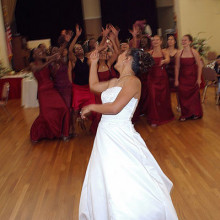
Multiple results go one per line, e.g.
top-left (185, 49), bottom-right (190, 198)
top-left (81, 0), bottom-right (102, 39)
top-left (0, 2), bottom-right (10, 68)
top-left (157, 6), bottom-right (175, 37)
top-left (81, 0), bottom-right (101, 19)
top-left (27, 39), bottom-right (51, 50)
top-left (175, 0), bottom-right (220, 54)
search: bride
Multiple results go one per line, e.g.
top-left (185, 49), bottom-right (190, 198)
top-left (79, 49), bottom-right (178, 220)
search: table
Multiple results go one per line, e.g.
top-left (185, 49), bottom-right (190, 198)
top-left (21, 77), bottom-right (39, 108)
top-left (0, 76), bottom-right (23, 99)
top-left (0, 73), bottom-right (29, 99)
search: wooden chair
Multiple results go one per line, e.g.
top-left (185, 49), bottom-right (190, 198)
top-left (0, 82), bottom-right (12, 120)
top-left (202, 67), bottom-right (219, 104)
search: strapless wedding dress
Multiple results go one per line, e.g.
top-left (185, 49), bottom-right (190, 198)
top-left (79, 87), bottom-right (178, 220)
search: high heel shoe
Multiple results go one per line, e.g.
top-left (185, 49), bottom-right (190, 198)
top-left (179, 117), bottom-right (186, 122)
top-left (191, 115), bottom-right (201, 120)
top-left (62, 136), bottom-right (70, 142)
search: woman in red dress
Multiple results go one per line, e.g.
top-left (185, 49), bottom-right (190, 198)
top-left (50, 45), bottom-right (73, 136)
top-left (175, 34), bottom-right (203, 121)
top-left (166, 35), bottom-right (178, 92)
top-left (165, 35), bottom-right (180, 111)
top-left (51, 47), bottom-right (72, 110)
top-left (146, 35), bottom-right (174, 127)
top-left (30, 48), bottom-right (70, 142)
top-left (50, 32), bottom-right (74, 135)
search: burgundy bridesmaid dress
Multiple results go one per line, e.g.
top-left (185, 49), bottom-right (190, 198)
top-left (90, 66), bottom-right (118, 134)
top-left (53, 63), bottom-right (72, 110)
top-left (166, 55), bottom-right (177, 92)
top-left (30, 67), bottom-right (70, 141)
top-left (132, 73), bottom-right (148, 123)
top-left (146, 57), bottom-right (174, 125)
top-left (178, 52), bottom-right (203, 119)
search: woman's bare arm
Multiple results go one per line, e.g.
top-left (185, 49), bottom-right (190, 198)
top-left (89, 51), bottom-right (113, 93)
top-left (107, 33), bottom-right (119, 67)
top-left (68, 60), bottom-right (73, 83)
top-left (68, 24), bottom-right (82, 60)
top-left (161, 49), bottom-right (170, 65)
top-left (31, 53), bottom-right (59, 73)
top-left (81, 77), bottom-right (141, 118)
top-left (192, 48), bottom-right (202, 85)
top-left (174, 50), bottom-right (181, 86)
top-left (109, 25), bottom-right (120, 49)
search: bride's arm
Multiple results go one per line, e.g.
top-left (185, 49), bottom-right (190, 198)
top-left (89, 50), bottom-right (113, 93)
top-left (81, 77), bottom-right (141, 118)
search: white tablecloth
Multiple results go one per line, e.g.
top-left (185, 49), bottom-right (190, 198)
top-left (21, 77), bottom-right (39, 108)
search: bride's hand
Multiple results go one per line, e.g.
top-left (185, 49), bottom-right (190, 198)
top-left (90, 50), bottom-right (99, 63)
top-left (81, 105), bottom-right (93, 119)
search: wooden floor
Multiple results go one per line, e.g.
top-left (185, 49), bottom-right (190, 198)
top-left (0, 88), bottom-right (220, 220)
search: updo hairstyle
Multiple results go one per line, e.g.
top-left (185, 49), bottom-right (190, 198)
top-left (127, 48), bottom-right (154, 76)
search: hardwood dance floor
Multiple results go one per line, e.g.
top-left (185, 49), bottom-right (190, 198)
top-left (0, 88), bottom-right (219, 220)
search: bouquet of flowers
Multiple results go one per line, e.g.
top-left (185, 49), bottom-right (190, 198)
top-left (191, 32), bottom-right (211, 58)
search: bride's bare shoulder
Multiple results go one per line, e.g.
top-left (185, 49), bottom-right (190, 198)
top-left (127, 75), bottom-right (141, 86)
top-left (107, 78), bottom-right (119, 88)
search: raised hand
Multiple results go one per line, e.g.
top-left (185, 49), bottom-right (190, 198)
top-left (90, 50), bottom-right (99, 63)
top-left (108, 32), bottom-right (115, 42)
top-left (129, 24), bottom-right (139, 37)
top-left (75, 24), bottom-right (82, 37)
top-left (102, 26), bottom-right (110, 38)
top-left (109, 25), bottom-right (119, 36)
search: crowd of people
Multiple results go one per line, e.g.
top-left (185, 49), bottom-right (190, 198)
top-left (29, 20), bottom-right (206, 142)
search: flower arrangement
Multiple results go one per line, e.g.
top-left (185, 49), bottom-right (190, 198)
top-left (0, 60), bottom-right (12, 78)
top-left (191, 32), bottom-right (211, 58)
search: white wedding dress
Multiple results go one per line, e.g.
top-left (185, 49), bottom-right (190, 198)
top-left (79, 87), bottom-right (178, 220)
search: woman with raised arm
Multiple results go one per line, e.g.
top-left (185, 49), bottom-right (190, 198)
top-left (129, 24), bottom-right (141, 49)
top-left (90, 29), bottom-right (119, 134)
top-left (30, 48), bottom-right (70, 142)
top-left (79, 49), bottom-right (178, 219)
top-left (175, 34), bottom-right (203, 121)
top-left (68, 25), bottom-right (96, 131)
top-left (146, 35), bottom-right (174, 127)
top-left (50, 32), bottom-right (73, 136)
